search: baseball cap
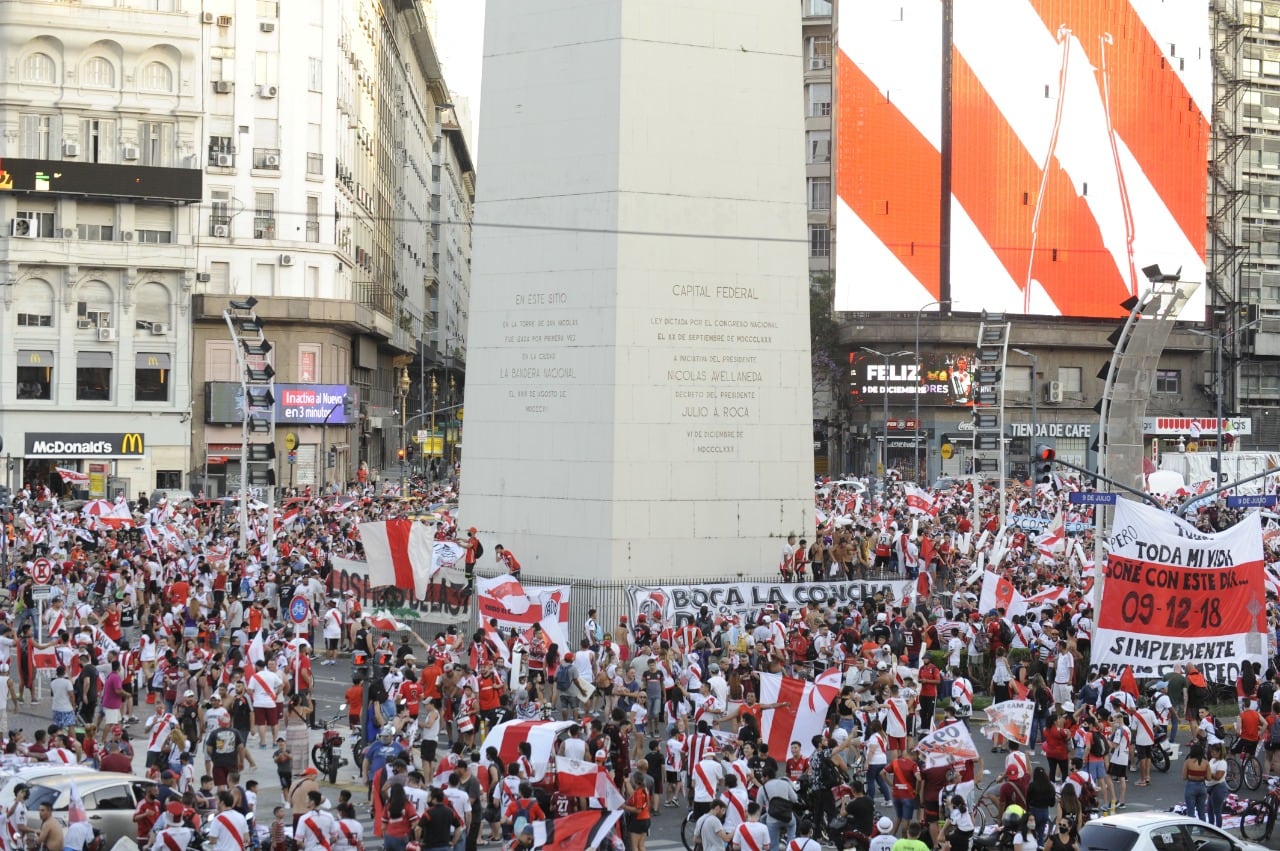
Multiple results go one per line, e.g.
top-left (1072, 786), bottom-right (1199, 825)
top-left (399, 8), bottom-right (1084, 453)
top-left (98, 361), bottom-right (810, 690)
top-left (184, 690), bottom-right (195, 697)
top-left (166, 801), bottom-right (185, 818)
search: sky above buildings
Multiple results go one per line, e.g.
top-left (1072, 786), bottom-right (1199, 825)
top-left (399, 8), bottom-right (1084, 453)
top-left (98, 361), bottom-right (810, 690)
top-left (434, 0), bottom-right (484, 161)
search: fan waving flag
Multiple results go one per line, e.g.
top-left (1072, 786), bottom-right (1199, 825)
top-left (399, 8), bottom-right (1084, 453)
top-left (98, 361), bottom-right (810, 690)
top-left (1036, 512), bottom-right (1067, 557)
top-left (554, 756), bottom-right (601, 798)
top-left (68, 780), bottom-right (87, 824)
top-left (758, 667), bottom-right (842, 756)
top-left (360, 519), bottom-right (435, 597)
top-left (981, 699), bottom-right (1034, 745)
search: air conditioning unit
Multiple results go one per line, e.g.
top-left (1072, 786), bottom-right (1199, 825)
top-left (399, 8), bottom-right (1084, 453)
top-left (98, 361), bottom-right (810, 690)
top-left (259, 84), bottom-right (278, 98)
top-left (10, 215), bottom-right (38, 238)
top-left (279, 253), bottom-right (294, 266)
top-left (150, 323), bottom-right (171, 335)
top-left (212, 224), bottom-right (230, 237)
top-left (1044, 381), bottom-right (1064, 403)
top-left (214, 81), bottom-right (233, 94)
top-left (122, 144), bottom-right (139, 161)
top-left (196, 272), bottom-right (211, 283)
top-left (202, 11), bottom-right (215, 23)
top-left (122, 231), bottom-right (134, 241)
top-left (264, 153), bottom-right (280, 167)
top-left (61, 228), bottom-right (74, 238)
top-left (217, 14), bottom-right (232, 26)
top-left (215, 153), bottom-right (233, 167)
top-left (77, 319), bottom-right (95, 330)
top-left (62, 141), bottom-right (80, 158)
top-left (97, 327), bottom-right (117, 342)
top-left (260, 21), bottom-right (275, 32)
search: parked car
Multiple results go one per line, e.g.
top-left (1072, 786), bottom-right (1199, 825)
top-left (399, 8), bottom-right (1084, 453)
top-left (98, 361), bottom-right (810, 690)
top-left (1078, 813), bottom-right (1267, 851)
top-left (0, 765), bottom-right (95, 808)
top-left (149, 488), bottom-right (195, 505)
top-left (25, 773), bottom-right (157, 850)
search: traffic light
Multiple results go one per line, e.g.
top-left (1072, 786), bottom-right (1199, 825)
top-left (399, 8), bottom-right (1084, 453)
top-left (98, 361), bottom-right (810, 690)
top-left (1034, 444), bottom-right (1056, 485)
top-left (327, 447), bottom-right (337, 468)
top-left (405, 444), bottom-right (416, 461)
top-left (343, 394), bottom-right (355, 417)
top-left (397, 448), bottom-right (406, 461)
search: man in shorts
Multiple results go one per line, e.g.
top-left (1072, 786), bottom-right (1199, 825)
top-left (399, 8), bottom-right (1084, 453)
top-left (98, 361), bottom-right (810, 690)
top-left (248, 659), bottom-right (284, 747)
top-left (204, 715), bottom-right (248, 790)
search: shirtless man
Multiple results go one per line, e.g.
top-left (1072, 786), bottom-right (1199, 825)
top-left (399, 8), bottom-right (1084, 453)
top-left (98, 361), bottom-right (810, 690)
top-left (35, 803), bottom-right (63, 851)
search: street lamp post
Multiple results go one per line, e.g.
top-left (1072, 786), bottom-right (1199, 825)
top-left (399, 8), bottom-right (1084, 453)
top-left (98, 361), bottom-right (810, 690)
top-left (914, 299), bottom-right (951, 484)
top-left (399, 368), bottom-right (411, 495)
top-left (1189, 321), bottom-right (1258, 490)
top-left (428, 374), bottom-right (439, 482)
top-left (861, 347), bottom-right (912, 494)
top-left (1011, 348), bottom-right (1038, 476)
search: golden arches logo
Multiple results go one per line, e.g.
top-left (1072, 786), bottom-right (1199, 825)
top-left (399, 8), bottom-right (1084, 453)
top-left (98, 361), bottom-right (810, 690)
top-left (146, 355), bottom-right (159, 367)
top-left (27, 352), bottom-right (43, 364)
top-left (120, 433), bottom-right (145, 454)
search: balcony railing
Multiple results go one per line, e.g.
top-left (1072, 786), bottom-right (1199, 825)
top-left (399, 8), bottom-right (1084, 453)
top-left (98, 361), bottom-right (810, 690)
top-left (254, 217), bottom-right (276, 239)
top-left (253, 148), bottom-right (281, 170)
top-left (355, 281), bottom-right (394, 317)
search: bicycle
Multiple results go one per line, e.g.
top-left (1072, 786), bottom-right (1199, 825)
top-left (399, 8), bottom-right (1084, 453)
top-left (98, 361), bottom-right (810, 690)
top-left (682, 810), bottom-right (698, 851)
top-left (1238, 775), bottom-right (1280, 841)
top-left (1223, 732), bottom-right (1263, 792)
top-left (971, 775), bottom-right (1006, 832)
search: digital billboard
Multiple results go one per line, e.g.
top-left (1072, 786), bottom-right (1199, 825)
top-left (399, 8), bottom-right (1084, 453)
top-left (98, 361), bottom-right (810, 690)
top-left (848, 351), bottom-right (977, 406)
top-left (834, 0), bottom-right (1209, 319)
top-left (0, 157), bottom-right (201, 203)
top-left (205, 382), bottom-right (353, 425)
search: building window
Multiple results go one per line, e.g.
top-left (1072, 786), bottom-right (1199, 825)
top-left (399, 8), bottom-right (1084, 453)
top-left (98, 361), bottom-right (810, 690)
top-left (208, 136), bottom-right (234, 166)
top-left (257, 0), bottom-right (278, 17)
top-left (19, 114), bottom-right (55, 159)
top-left (809, 177), bottom-right (831, 211)
top-left (806, 36), bottom-right (832, 70)
top-left (808, 129), bottom-right (831, 163)
top-left (254, 192), bottom-right (276, 239)
top-left (139, 62), bottom-right (173, 92)
top-left (134, 352), bottom-right (171, 402)
top-left (211, 189), bottom-right (231, 236)
top-left (809, 224), bottom-right (830, 257)
top-left (308, 58), bottom-right (322, 92)
top-left (76, 351), bottom-right (112, 401)
top-left (22, 53), bottom-right (56, 84)
top-left (156, 470), bottom-right (182, 489)
top-left (1057, 366), bottom-right (1083, 394)
top-left (77, 224), bottom-right (115, 241)
top-left (17, 210), bottom-right (55, 238)
top-left (808, 83), bottom-right (832, 117)
top-left (137, 229), bottom-right (172, 244)
top-left (1155, 369), bottom-right (1181, 394)
top-left (17, 313), bottom-right (52, 328)
top-left (16, 350), bottom-right (54, 400)
top-left (81, 119), bottom-right (116, 164)
top-left (139, 121), bottom-right (174, 167)
top-left (306, 195), bottom-right (320, 243)
top-left (306, 153), bottom-right (323, 175)
top-left (82, 57), bottom-right (115, 89)
top-left (1005, 365), bottom-right (1032, 393)
top-left (807, 0), bottom-right (833, 15)
top-left (298, 344), bottom-right (321, 382)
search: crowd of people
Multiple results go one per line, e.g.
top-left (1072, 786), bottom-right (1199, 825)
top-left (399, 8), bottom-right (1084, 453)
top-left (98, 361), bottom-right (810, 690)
top-left (0, 468), bottom-right (1277, 851)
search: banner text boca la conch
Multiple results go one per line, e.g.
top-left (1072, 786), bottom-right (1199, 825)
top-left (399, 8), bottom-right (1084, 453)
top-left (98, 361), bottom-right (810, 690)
top-left (1094, 498), bottom-right (1267, 683)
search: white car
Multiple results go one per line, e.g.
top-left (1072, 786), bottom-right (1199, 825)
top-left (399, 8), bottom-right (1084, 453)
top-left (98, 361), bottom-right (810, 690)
top-left (1078, 813), bottom-right (1267, 851)
top-left (0, 764), bottom-right (96, 808)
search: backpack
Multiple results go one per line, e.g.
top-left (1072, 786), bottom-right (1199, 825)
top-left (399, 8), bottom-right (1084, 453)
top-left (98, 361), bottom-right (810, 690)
top-left (1212, 717), bottom-right (1227, 742)
top-left (555, 665), bottom-right (573, 691)
top-left (810, 748), bottom-right (841, 787)
top-left (1078, 681), bottom-right (1100, 708)
top-left (1089, 731), bottom-right (1109, 759)
top-left (1268, 716), bottom-right (1280, 747)
top-left (998, 620), bottom-right (1013, 647)
top-left (473, 539), bottom-right (484, 559)
top-left (972, 626), bottom-right (990, 655)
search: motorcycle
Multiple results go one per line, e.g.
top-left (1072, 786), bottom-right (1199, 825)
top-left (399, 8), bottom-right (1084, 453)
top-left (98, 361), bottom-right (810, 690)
top-left (311, 704), bottom-right (352, 783)
top-left (1151, 725), bottom-right (1172, 773)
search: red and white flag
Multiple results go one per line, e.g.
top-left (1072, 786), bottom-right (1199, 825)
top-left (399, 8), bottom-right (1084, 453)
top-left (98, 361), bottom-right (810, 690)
top-left (478, 720), bottom-right (578, 782)
top-left (979, 570), bottom-right (1028, 619)
top-left (903, 484), bottom-right (938, 516)
top-left (359, 519), bottom-right (435, 598)
top-left (56, 468), bottom-right (90, 486)
top-left (554, 756), bottom-right (601, 798)
top-left (757, 667), bottom-right (842, 757)
top-left (368, 611), bottom-right (411, 632)
top-left (1036, 512), bottom-right (1067, 557)
top-left (476, 575), bottom-right (571, 650)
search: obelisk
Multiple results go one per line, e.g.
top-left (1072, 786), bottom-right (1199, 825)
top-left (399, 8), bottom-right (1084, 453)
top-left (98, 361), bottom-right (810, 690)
top-left (461, 0), bottom-right (813, 580)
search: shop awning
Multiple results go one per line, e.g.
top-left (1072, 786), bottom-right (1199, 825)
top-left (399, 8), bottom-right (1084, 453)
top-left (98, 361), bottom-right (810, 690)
top-left (77, 351), bottom-right (112, 368)
top-left (135, 352), bottom-right (172, 369)
top-left (17, 350), bottom-right (54, 366)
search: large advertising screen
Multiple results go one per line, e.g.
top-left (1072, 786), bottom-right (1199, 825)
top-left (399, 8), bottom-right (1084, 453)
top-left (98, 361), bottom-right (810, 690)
top-left (205, 382), bottom-right (353, 425)
top-left (834, 0), bottom-right (1209, 319)
top-left (848, 351), bottom-right (977, 406)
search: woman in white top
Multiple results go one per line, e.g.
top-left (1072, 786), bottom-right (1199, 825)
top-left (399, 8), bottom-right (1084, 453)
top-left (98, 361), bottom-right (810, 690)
top-left (863, 720), bottom-right (891, 805)
top-left (945, 794), bottom-right (975, 851)
top-left (1205, 742), bottom-right (1229, 827)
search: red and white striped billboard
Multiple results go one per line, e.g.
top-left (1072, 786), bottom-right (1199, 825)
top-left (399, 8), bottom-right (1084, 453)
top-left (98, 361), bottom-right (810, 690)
top-left (835, 0), bottom-right (1209, 319)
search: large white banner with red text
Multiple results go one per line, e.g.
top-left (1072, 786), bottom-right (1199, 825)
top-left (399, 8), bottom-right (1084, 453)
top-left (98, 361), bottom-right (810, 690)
top-left (1094, 498), bottom-right (1266, 683)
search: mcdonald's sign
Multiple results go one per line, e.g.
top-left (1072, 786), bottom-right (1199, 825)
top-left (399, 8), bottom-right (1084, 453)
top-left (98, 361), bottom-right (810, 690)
top-left (24, 432), bottom-right (146, 458)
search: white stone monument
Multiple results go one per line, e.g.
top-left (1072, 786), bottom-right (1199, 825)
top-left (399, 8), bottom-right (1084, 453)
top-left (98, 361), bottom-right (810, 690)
top-left (460, 0), bottom-right (813, 581)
